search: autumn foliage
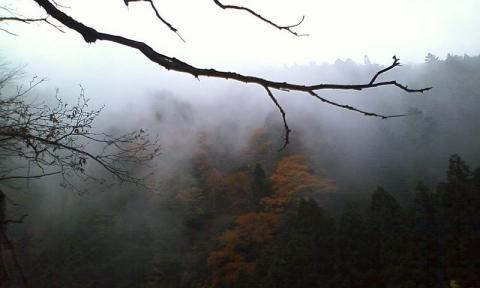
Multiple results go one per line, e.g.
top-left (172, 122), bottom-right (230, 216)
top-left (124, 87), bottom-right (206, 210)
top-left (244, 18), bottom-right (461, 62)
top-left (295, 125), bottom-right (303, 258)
top-left (206, 146), bottom-right (333, 287)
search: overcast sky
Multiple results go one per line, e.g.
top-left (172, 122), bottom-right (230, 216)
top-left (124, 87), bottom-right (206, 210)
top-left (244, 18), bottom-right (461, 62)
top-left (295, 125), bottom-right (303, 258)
top-left (3, 0), bottom-right (480, 65)
top-left (1, 0), bottom-right (480, 105)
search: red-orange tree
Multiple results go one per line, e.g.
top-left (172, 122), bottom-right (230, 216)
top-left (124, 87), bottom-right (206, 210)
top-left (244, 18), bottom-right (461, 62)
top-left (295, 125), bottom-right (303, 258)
top-left (207, 154), bottom-right (332, 287)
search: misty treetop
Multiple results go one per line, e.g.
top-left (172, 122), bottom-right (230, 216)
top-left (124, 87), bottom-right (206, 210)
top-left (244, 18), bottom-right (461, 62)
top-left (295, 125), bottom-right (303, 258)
top-left (1, 2), bottom-right (480, 288)
top-left (1, 53), bottom-right (480, 287)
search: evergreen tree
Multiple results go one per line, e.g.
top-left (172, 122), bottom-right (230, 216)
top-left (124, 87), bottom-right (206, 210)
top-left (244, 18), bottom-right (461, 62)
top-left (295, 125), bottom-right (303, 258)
top-left (425, 53), bottom-right (439, 64)
top-left (251, 163), bottom-right (273, 204)
top-left (259, 199), bottom-right (335, 288)
top-left (437, 155), bottom-right (478, 286)
top-left (335, 203), bottom-right (370, 288)
top-left (446, 154), bottom-right (471, 184)
top-left (406, 182), bottom-right (441, 287)
top-left (366, 187), bottom-right (407, 287)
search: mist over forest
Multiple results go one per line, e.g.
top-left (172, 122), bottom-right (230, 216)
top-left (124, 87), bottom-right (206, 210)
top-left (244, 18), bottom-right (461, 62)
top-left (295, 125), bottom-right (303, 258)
top-left (1, 51), bottom-right (480, 288)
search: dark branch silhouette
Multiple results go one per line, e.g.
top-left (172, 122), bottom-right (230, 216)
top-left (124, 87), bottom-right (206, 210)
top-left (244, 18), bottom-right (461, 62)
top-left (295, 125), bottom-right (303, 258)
top-left (0, 75), bottom-right (160, 186)
top-left (0, 8), bottom-right (64, 34)
top-left (123, 0), bottom-right (185, 42)
top-left (10, 0), bottom-right (432, 149)
top-left (264, 87), bottom-right (291, 151)
top-left (3, 214), bottom-right (28, 225)
top-left (0, 190), bottom-right (29, 288)
top-left (213, 0), bottom-right (307, 37)
top-left (0, 171), bottom-right (61, 181)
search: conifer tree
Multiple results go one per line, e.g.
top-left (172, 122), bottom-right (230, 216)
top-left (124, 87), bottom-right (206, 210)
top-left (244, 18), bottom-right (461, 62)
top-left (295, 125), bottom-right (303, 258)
top-left (366, 187), bottom-right (407, 287)
top-left (336, 203), bottom-right (370, 288)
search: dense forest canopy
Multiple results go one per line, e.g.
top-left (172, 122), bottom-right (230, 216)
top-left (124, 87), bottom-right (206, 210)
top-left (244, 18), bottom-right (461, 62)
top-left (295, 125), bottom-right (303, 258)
top-left (1, 1), bottom-right (480, 287)
top-left (1, 53), bottom-right (480, 287)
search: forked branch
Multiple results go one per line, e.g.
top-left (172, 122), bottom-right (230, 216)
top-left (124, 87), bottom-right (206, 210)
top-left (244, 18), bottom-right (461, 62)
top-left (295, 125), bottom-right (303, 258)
top-left (0, 4), bottom-right (65, 34)
top-left (123, 0), bottom-right (185, 42)
top-left (213, 0), bottom-right (307, 37)
top-left (0, 83), bottom-right (160, 185)
top-left (30, 0), bottom-right (432, 149)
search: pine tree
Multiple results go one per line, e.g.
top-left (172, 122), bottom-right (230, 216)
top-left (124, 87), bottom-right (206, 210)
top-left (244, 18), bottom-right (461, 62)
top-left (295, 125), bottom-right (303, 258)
top-left (251, 163), bottom-right (273, 204)
top-left (335, 203), bottom-right (370, 288)
top-left (437, 155), bottom-right (478, 286)
top-left (425, 53), bottom-right (439, 64)
top-left (366, 187), bottom-right (407, 287)
top-left (259, 199), bottom-right (335, 288)
top-left (406, 182), bottom-right (441, 287)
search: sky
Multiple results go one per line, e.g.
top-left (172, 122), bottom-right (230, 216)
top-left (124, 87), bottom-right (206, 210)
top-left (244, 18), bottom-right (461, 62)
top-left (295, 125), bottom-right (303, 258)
top-left (2, 0), bottom-right (480, 65)
top-left (1, 0), bottom-right (479, 106)
top-left (2, 0), bottom-right (480, 211)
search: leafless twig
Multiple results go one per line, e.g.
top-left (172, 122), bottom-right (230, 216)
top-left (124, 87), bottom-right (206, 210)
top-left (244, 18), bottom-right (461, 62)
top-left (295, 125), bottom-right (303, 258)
top-left (0, 15), bottom-right (64, 33)
top-left (13, 0), bottom-right (433, 150)
top-left (3, 214), bottom-right (28, 225)
top-left (0, 73), bottom-right (160, 186)
top-left (213, 0), bottom-right (308, 36)
top-left (123, 0), bottom-right (185, 42)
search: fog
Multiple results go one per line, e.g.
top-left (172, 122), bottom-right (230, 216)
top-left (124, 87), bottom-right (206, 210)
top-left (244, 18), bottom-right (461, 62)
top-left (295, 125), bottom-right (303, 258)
top-left (1, 1), bottom-right (480, 287)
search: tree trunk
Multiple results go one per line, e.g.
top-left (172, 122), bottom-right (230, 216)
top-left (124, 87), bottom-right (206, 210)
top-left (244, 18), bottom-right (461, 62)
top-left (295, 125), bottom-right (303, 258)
top-left (0, 189), bottom-right (11, 286)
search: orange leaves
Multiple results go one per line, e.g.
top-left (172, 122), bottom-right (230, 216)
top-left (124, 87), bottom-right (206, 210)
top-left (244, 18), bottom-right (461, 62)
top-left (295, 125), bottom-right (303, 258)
top-left (208, 249), bottom-right (256, 287)
top-left (269, 155), bottom-right (333, 201)
top-left (232, 212), bottom-right (280, 244)
top-left (247, 128), bottom-right (273, 158)
top-left (188, 131), bottom-right (334, 287)
top-left (211, 212), bottom-right (280, 261)
top-left (207, 212), bottom-right (279, 287)
top-left (223, 171), bottom-right (253, 208)
top-left (206, 154), bottom-right (333, 287)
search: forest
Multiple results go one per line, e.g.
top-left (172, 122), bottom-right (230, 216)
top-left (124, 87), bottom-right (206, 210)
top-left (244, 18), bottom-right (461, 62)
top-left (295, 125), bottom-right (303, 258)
top-left (1, 53), bottom-right (480, 288)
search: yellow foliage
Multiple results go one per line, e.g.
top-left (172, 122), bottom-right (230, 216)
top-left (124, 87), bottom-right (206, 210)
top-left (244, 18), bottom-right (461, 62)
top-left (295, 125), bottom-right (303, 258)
top-left (176, 187), bottom-right (203, 203)
top-left (208, 244), bottom-right (257, 287)
top-left (259, 154), bottom-right (333, 213)
top-left (207, 154), bottom-right (333, 287)
top-left (208, 211), bottom-right (279, 287)
top-left (234, 212), bottom-right (280, 243)
top-left (223, 171), bottom-right (252, 207)
top-left (245, 128), bottom-right (273, 161)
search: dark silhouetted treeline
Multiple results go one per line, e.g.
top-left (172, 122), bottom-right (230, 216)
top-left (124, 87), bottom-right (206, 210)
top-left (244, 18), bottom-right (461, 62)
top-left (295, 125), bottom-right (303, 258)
top-left (235, 154), bottom-right (480, 288)
top-left (2, 53), bottom-right (480, 288)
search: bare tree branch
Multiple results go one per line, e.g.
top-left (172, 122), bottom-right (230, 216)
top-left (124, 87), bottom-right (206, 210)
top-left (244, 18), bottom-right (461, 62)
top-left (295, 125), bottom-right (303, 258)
top-left (0, 190), bottom-right (28, 288)
top-left (50, 0), bottom-right (70, 9)
top-left (0, 15), bottom-right (64, 33)
top-left (123, 0), bottom-right (185, 42)
top-left (0, 74), bottom-right (160, 186)
top-left (0, 171), bottom-right (61, 181)
top-left (24, 0), bottom-right (432, 149)
top-left (0, 16), bottom-right (47, 23)
top-left (264, 87), bottom-right (290, 151)
top-left (212, 0), bottom-right (308, 37)
top-left (0, 27), bottom-right (17, 36)
top-left (3, 214), bottom-right (28, 225)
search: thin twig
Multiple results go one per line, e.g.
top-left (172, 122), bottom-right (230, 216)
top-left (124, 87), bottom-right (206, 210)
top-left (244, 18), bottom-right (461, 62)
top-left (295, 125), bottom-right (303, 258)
top-left (264, 87), bottom-right (290, 151)
top-left (0, 171), bottom-right (61, 181)
top-left (4, 214), bottom-right (28, 225)
top-left (0, 16), bottom-right (65, 33)
top-left (31, 0), bottom-right (432, 149)
top-left (123, 0), bottom-right (185, 42)
top-left (213, 0), bottom-right (308, 36)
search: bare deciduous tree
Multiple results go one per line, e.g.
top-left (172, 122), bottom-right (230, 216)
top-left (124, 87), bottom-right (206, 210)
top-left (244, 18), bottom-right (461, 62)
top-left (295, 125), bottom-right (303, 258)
top-left (0, 0), bottom-right (432, 149)
top-left (0, 68), bottom-right (160, 186)
top-left (0, 64), bottom-right (162, 287)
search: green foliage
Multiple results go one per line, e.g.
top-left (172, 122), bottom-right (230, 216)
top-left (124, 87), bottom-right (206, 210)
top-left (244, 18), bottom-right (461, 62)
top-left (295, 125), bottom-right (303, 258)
top-left (255, 199), bottom-right (335, 288)
top-left (335, 203), bottom-right (370, 288)
top-left (7, 49), bottom-right (480, 286)
top-left (238, 155), bottom-right (480, 288)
